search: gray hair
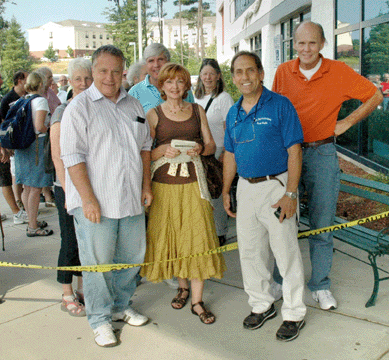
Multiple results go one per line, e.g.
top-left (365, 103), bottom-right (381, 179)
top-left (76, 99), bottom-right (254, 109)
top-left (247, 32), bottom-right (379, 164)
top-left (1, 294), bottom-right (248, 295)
top-left (68, 58), bottom-right (92, 79)
top-left (126, 60), bottom-right (146, 86)
top-left (36, 66), bottom-right (52, 88)
top-left (143, 43), bottom-right (170, 62)
top-left (92, 45), bottom-right (125, 67)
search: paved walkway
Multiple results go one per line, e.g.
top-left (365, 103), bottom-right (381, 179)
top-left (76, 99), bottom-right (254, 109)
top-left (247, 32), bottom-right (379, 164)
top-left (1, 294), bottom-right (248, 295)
top-left (1, 195), bottom-right (389, 359)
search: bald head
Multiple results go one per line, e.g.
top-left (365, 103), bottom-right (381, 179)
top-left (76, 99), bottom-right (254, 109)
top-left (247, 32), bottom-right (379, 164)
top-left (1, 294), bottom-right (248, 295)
top-left (294, 21), bottom-right (326, 43)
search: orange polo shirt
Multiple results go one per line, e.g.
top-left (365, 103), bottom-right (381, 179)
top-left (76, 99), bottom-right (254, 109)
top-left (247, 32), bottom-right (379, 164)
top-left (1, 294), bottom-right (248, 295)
top-left (272, 56), bottom-right (377, 142)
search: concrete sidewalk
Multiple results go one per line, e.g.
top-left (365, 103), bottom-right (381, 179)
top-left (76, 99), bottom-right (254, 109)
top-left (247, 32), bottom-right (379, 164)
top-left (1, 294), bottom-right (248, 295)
top-left (1, 196), bottom-right (389, 360)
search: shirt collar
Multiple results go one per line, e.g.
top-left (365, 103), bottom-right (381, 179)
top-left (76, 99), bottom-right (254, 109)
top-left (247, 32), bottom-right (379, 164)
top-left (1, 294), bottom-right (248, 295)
top-left (292, 54), bottom-right (330, 78)
top-left (236, 86), bottom-right (272, 116)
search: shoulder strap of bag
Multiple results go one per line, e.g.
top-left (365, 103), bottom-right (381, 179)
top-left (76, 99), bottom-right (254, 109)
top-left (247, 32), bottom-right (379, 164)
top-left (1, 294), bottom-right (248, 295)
top-left (204, 96), bottom-right (214, 113)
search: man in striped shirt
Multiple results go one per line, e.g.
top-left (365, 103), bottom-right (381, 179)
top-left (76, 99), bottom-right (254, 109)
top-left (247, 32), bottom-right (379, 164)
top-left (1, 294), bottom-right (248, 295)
top-left (61, 45), bottom-right (153, 348)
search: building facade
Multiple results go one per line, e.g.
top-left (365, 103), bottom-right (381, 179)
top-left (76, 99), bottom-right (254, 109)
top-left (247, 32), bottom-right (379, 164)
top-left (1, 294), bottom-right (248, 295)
top-left (28, 20), bottom-right (113, 59)
top-left (216, 0), bottom-right (389, 172)
top-left (148, 17), bottom-right (216, 50)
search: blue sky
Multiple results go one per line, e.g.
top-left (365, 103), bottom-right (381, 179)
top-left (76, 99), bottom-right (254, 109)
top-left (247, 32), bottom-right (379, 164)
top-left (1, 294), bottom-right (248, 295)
top-left (4, 0), bottom-right (181, 37)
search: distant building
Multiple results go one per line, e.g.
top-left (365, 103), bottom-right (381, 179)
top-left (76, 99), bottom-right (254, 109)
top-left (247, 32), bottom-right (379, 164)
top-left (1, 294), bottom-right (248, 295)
top-left (147, 17), bottom-right (216, 51)
top-left (28, 19), bottom-right (113, 59)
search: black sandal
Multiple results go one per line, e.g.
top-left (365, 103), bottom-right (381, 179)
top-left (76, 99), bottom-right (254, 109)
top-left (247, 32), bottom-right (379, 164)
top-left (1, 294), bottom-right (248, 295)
top-left (171, 288), bottom-right (190, 310)
top-left (191, 301), bottom-right (215, 324)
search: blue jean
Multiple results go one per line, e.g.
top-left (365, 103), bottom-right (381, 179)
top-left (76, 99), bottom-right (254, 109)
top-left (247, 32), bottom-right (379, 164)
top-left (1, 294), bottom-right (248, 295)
top-left (73, 207), bottom-right (146, 330)
top-left (274, 143), bottom-right (340, 291)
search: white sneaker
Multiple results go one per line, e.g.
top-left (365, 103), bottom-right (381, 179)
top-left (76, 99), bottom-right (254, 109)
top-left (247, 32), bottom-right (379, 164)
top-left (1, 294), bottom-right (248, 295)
top-left (312, 290), bottom-right (337, 310)
top-left (93, 323), bottom-right (117, 347)
top-left (112, 306), bottom-right (148, 326)
top-left (164, 278), bottom-right (179, 289)
top-left (13, 210), bottom-right (27, 224)
top-left (269, 281), bottom-right (283, 301)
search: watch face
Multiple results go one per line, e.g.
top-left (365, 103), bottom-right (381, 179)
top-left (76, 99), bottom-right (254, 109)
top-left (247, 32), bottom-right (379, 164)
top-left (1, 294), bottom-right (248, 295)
top-left (286, 192), bottom-right (297, 199)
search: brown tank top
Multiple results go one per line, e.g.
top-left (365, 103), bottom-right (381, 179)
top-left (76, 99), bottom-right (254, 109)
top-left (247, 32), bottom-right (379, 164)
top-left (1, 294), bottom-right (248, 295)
top-left (153, 103), bottom-right (202, 184)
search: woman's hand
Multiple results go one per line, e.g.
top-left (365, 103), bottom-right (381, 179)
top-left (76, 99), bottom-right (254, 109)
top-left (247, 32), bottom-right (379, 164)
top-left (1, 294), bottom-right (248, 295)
top-left (164, 145), bottom-right (181, 159)
top-left (187, 143), bottom-right (203, 157)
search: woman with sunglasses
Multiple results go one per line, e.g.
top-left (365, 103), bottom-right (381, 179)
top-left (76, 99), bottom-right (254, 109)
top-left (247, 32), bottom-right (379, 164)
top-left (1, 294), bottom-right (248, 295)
top-left (194, 59), bottom-right (234, 246)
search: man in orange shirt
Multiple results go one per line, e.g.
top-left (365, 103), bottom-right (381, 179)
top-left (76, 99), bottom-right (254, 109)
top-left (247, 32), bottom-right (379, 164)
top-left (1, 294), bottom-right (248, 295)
top-left (272, 21), bottom-right (383, 310)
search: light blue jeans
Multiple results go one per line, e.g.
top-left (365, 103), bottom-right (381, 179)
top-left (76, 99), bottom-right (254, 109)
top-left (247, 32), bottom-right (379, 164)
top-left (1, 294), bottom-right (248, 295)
top-left (73, 207), bottom-right (146, 330)
top-left (274, 143), bottom-right (340, 292)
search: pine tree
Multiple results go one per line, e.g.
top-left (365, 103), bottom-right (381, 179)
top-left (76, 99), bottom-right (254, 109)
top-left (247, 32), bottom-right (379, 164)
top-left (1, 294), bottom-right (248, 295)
top-left (104, 0), bottom-right (139, 65)
top-left (1, 18), bottom-right (33, 89)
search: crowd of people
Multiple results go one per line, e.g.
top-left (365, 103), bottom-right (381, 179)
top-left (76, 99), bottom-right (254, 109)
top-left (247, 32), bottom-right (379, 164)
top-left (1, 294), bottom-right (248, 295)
top-left (0, 20), bottom-right (384, 348)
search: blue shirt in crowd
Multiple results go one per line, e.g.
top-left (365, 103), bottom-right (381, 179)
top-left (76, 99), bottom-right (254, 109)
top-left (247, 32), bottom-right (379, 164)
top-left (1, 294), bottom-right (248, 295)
top-left (224, 86), bottom-right (303, 178)
top-left (129, 74), bottom-right (195, 113)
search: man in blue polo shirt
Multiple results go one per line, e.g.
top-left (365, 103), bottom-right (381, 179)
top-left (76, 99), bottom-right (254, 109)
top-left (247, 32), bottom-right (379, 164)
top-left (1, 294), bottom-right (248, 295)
top-left (222, 51), bottom-right (306, 342)
top-left (129, 43), bottom-right (194, 113)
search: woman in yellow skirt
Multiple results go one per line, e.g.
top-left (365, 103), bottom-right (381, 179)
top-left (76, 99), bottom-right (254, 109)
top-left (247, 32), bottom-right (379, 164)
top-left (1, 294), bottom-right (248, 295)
top-left (140, 63), bottom-right (226, 324)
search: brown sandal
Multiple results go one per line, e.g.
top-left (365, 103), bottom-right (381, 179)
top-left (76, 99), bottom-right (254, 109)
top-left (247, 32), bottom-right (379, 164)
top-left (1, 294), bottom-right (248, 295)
top-left (171, 288), bottom-right (190, 310)
top-left (191, 301), bottom-right (215, 324)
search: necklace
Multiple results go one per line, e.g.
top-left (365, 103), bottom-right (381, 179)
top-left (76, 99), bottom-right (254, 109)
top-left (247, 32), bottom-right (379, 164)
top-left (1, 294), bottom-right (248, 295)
top-left (166, 103), bottom-right (185, 115)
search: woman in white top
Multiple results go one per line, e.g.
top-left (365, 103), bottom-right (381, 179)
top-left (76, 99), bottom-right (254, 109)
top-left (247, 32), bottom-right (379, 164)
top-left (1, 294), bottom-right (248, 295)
top-left (194, 59), bottom-right (234, 246)
top-left (14, 72), bottom-right (54, 236)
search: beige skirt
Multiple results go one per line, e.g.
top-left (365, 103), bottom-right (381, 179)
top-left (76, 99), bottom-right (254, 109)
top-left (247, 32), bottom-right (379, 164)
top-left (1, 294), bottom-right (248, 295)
top-left (140, 181), bottom-right (226, 282)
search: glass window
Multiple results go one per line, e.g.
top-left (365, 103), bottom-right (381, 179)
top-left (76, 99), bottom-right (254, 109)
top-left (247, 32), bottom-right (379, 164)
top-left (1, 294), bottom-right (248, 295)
top-left (364, 0), bottom-right (389, 21)
top-left (336, 30), bottom-right (360, 73)
top-left (250, 33), bottom-right (261, 58)
top-left (362, 25), bottom-right (389, 167)
top-left (335, 30), bottom-right (361, 153)
top-left (235, 0), bottom-right (255, 19)
top-left (280, 9), bottom-right (310, 62)
top-left (336, 0), bottom-right (360, 27)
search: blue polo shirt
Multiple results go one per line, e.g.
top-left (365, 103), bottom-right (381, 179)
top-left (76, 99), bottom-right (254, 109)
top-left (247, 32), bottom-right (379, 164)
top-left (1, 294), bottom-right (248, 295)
top-left (224, 87), bottom-right (303, 178)
top-left (129, 74), bottom-right (194, 113)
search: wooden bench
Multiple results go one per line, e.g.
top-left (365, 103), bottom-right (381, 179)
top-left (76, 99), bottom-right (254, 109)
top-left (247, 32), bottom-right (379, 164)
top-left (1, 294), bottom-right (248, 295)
top-left (299, 173), bottom-right (389, 307)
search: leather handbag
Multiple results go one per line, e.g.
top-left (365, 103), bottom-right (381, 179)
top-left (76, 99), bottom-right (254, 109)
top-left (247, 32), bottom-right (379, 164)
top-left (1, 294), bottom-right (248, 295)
top-left (201, 154), bottom-right (223, 199)
top-left (196, 101), bottom-right (223, 199)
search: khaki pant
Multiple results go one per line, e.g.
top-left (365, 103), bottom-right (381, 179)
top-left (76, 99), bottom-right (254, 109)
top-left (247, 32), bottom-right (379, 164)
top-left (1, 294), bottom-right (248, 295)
top-left (236, 172), bottom-right (306, 321)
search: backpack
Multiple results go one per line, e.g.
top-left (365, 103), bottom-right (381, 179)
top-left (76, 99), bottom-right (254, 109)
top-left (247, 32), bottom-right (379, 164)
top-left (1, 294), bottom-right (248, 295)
top-left (0, 94), bottom-right (41, 149)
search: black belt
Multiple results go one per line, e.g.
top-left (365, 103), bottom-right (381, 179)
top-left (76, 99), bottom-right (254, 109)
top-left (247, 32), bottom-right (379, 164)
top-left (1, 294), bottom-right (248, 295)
top-left (243, 173), bottom-right (284, 186)
top-left (302, 136), bottom-right (335, 149)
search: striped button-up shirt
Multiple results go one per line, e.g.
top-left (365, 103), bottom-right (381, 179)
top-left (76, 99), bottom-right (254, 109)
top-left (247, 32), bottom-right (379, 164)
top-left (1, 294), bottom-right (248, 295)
top-left (60, 83), bottom-right (152, 218)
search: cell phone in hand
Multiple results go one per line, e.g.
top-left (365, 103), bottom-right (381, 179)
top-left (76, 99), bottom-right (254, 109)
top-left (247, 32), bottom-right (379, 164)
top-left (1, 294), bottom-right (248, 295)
top-left (274, 207), bottom-right (286, 221)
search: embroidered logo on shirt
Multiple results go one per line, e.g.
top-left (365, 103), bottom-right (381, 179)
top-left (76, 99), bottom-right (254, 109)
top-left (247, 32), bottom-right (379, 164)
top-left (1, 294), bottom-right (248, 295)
top-left (254, 117), bottom-right (272, 125)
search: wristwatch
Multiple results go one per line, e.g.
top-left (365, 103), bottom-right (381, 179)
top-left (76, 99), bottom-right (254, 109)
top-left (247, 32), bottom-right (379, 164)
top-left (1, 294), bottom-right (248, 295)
top-left (285, 191), bottom-right (298, 200)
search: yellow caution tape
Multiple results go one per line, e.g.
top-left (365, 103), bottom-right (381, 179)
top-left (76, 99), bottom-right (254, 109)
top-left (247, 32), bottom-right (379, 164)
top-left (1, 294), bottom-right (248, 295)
top-left (0, 211), bottom-right (388, 272)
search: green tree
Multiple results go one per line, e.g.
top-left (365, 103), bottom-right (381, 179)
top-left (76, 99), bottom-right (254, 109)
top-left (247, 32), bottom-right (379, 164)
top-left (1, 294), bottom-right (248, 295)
top-left (173, 0), bottom-right (214, 58)
top-left (170, 41), bottom-right (199, 74)
top-left (105, 0), bottom-right (151, 64)
top-left (220, 61), bottom-right (240, 102)
top-left (1, 18), bottom-right (33, 89)
top-left (43, 43), bottom-right (57, 62)
top-left (66, 45), bottom-right (74, 58)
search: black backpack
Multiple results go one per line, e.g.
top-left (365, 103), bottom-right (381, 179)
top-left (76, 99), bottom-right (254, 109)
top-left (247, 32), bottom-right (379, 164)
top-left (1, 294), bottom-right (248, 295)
top-left (0, 94), bottom-right (41, 149)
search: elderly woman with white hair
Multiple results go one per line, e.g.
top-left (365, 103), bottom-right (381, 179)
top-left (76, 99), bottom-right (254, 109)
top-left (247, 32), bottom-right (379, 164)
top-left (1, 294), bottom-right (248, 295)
top-left (126, 60), bottom-right (147, 90)
top-left (50, 58), bottom-right (93, 317)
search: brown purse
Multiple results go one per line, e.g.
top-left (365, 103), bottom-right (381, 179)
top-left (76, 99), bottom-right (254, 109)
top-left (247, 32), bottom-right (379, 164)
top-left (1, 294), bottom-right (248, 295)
top-left (195, 102), bottom-right (223, 199)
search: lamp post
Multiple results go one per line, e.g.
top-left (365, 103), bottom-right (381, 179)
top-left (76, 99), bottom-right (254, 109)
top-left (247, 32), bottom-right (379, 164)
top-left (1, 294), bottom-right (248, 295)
top-left (129, 42), bottom-right (136, 62)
